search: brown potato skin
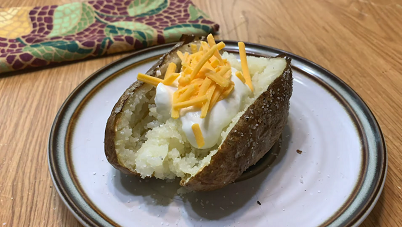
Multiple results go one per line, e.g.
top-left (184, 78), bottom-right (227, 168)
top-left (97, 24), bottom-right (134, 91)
top-left (104, 80), bottom-right (144, 175)
top-left (104, 35), bottom-right (197, 175)
top-left (105, 38), bottom-right (293, 191)
top-left (182, 57), bottom-right (292, 191)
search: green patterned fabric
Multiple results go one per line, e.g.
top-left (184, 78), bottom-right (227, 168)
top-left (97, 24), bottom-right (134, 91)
top-left (0, 0), bottom-right (219, 73)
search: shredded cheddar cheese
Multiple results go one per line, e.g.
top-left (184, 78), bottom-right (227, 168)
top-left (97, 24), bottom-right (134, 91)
top-left (163, 73), bottom-right (180, 85)
top-left (189, 42), bottom-right (225, 80)
top-left (199, 78), bottom-right (212, 96)
top-left (190, 44), bottom-right (198, 53)
top-left (235, 71), bottom-right (246, 83)
top-left (238, 42), bottom-right (254, 92)
top-left (191, 123), bottom-right (205, 148)
top-left (173, 95), bottom-right (208, 109)
top-left (137, 73), bottom-right (163, 86)
top-left (201, 41), bottom-right (210, 52)
top-left (177, 84), bottom-right (197, 102)
top-left (210, 58), bottom-right (220, 68)
top-left (177, 51), bottom-right (184, 61)
top-left (205, 70), bottom-right (230, 88)
top-left (219, 82), bottom-right (235, 101)
top-left (165, 62), bottom-right (176, 75)
top-left (207, 34), bottom-right (224, 65)
top-left (201, 84), bottom-right (216, 118)
top-left (137, 35), bottom-right (254, 123)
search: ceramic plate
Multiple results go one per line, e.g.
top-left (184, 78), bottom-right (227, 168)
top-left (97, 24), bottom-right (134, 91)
top-left (48, 41), bottom-right (387, 227)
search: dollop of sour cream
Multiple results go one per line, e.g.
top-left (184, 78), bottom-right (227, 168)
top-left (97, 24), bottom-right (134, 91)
top-left (155, 68), bottom-right (251, 149)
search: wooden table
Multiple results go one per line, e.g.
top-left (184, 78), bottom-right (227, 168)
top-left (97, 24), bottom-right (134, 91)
top-left (1, 0), bottom-right (401, 226)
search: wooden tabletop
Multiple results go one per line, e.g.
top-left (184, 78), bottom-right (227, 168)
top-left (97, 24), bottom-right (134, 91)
top-left (1, 0), bottom-right (401, 226)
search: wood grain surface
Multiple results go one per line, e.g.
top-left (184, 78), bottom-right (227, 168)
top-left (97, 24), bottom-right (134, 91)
top-left (1, 0), bottom-right (401, 226)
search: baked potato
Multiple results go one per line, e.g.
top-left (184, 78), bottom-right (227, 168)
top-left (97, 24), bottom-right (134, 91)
top-left (105, 35), bottom-right (293, 191)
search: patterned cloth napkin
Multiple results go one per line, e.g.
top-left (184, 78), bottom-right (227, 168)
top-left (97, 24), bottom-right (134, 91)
top-left (0, 0), bottom-right (219, 73)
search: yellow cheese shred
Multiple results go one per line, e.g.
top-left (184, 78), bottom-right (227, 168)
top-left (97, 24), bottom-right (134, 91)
top-left (201, 84), bottom-right (216, 118)
top-left (238, 42), bottom-right (254, 92)
top-left (189, 42), bottom-right (225, 80)
top-left (177, 51), bottom-right (184, 61)
top-left (198, 78), bottom-right (212, 96)
top-left (137, 73), bottom-right (163, 86)
top-left (209, 86), bottom-right (222, 111)
top-left (163, 73), bottom-right (180, 85)
top-left (183, 52), bottom-right (189, 63)
top-left (178, 76), bottom-right (191, 86)
top-left (177, 84), bottom-right (197, 102)
top-left (183, 67), bottom-right (193, 76)
top-left (201, 41), bottom-right (210, 52)
top-left (235, 71), bottom-right (246, 83)
top-left (217, 66), bottom-right (231, 78)
top-left (165, 62), bottom-right (176, 76)
top-left (207, 34), bottom-right (224, 65)
top-left (191, 123), bottom-right (204, 148)
top-left (205, 71), bottom-right (230, 88)
top-left (174, 95), bottom-right (208, 109)
top-left (210, 58), bottom-right (220, 68)
top-left (219, 82), bottom-right (235, 101)
top-left (190, 44), bottom-right (198, 53)
top-left (222, 70), bottom-right (231, 79)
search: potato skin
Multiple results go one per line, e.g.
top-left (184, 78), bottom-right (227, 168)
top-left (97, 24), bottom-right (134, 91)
top-left (182, 57), bottom-right (293, 191)
top-left (104, 80), bottom-right (144, 175)
top-left (104, 35), bottom-right (197, 175)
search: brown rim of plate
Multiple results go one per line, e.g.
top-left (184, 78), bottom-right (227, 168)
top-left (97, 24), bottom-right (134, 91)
top-left (48, 41), bottom-right (387, 227)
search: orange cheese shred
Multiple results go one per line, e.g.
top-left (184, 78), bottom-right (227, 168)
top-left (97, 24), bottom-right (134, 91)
top-left (137, 73), bottom-right (163, 86)
top-left (177, 51), bottom-right (184, 61)
top-left (219, 82), bottom-right (235, 101)
top-left (209, 86), bottom-right (222, 111)
top-left (222, 70), bottom-right (231, 79)
top-left (190, 44), bottom-right (198, 53)
top-left (164, 62), bottom-right (177, 78)
top-left (190, 78), bottom-right (204, 86)
top-left (207, 34), bottom-right (224, 65)
top-left (177, 84), bottom-right (197, 102)
top-left (201, 41), bottom-right (210, 52)
top-left (191, 123), bottom-right (205, 148)
top-left (174, 95), bottom-right (208, 109)
top-left (198, 78), bottom-right (212, 96)
top-left (200, 84), bottom-right (215, 118)
top-left (218, 66), bottom-right (231, 77)
top-left (238, 42), bottom-right (254, 92)
top-left (210, 58), bottom-right (220, 68)
top-left (235, 71), bottom-right (246, 83)
top-left (189, 42), bottom-right (225, 80)
top-left (163, 73), bottom-right (180, 85)
top-left (203, 61), bottom-right (214, 71)
top-left (183, 52), bottom-right (189, 63)
top-left (183, 67), bottom-right (193, 75)
top-left (178, 76), bottom-right (191, 86)
top-left (205, 71), bottom-right (230, 88)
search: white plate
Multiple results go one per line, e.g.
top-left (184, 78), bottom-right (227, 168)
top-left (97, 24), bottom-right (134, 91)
top-left (49, 42), bottom-right (387, 227)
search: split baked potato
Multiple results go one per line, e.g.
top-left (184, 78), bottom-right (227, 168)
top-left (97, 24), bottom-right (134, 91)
top-left (105, 35), bottom-right (293, 191)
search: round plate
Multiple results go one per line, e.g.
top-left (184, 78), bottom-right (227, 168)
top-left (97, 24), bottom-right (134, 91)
top-left (48, 41), bottom-right (387, 227)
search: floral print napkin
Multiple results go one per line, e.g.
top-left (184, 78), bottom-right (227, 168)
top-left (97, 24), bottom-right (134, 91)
top-left (0, 0), bottom-right (219, 73)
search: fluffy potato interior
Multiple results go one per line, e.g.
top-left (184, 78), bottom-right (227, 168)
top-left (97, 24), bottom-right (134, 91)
top-left (114, 53), bottom-right (287, 181)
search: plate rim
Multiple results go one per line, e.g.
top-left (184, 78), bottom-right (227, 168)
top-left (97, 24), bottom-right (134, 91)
top-left (48, 41), bottom-right (387, 227)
